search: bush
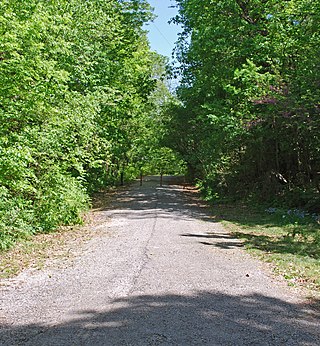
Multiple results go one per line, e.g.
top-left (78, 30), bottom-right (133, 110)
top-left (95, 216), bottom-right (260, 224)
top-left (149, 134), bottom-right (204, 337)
top-left (0, 187), bottom-right (36, 250)
top-left (35, 170), bottom-right (89, 231)
top-left (0, 169), bottom-right (89, 250)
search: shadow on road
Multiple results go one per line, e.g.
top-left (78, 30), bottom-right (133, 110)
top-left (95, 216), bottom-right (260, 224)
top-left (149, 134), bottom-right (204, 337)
top-left (1, 291), bottom-right (319, 345)
top-left (209, 201), bottom-right (320, 261)
top-left (2, 176), bottom-right (320, 344)
top-left (181, 232), bottom-right (244, 250)
top-left (95, 176), bottom-right (216, 224)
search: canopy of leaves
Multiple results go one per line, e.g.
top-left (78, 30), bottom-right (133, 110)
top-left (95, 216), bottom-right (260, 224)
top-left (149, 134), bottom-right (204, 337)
top-left (0, 0), bottom-right (183, 249)
top-left (167, 0), bottom-right (320, 211)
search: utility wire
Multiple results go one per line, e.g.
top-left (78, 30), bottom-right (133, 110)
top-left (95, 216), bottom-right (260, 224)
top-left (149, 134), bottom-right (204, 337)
top-left (150, 21), bottom-right (174, 50)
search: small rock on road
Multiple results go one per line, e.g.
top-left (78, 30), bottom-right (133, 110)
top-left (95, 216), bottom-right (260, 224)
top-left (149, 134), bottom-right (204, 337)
top-left (1, 176), bottom-right (319, 345)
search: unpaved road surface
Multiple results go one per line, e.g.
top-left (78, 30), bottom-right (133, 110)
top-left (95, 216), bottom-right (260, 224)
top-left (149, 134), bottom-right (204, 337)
top-left (1, 177), bottom-right (319, 345)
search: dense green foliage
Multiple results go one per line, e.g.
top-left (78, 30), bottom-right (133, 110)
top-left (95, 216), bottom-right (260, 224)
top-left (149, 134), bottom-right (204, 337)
top-left (3, 0), bottom-right (319, 251)
top-left (168, 0), bottom-right (320, 212)
top-left (0, 0), bottom-right (183, 249)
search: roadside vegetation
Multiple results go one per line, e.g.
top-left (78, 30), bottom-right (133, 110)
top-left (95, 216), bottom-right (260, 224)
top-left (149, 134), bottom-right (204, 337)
top-left (0, 225), bottom-right (93, 279)
top-left (164, 0), bottom-right (320, 295)
top-left (1, 0), bottom-right (319, 295)
top-left (207, 200), bottom-right (320, 296)
top-left (0, 0), bottom-right (183, 251)
top-left (166, 0), bottom-right (320, 210)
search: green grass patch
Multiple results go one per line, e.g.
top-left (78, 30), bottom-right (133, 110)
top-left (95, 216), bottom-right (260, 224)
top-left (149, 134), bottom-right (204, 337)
top-left (212, 203), bottom-right (320, 296)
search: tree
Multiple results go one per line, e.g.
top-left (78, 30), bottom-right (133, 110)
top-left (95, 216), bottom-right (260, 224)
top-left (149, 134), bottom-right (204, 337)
top-left (0, 0), bottom-right (167, 249)
top-left (169, 0), bottom-right (320, 208)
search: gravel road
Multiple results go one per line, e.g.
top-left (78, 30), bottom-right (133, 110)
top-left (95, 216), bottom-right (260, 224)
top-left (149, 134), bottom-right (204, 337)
top-left (1, 176), bottom-right (319, 345)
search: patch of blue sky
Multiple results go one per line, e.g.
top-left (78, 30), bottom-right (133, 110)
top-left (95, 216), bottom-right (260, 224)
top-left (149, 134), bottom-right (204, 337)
top-left (144, 0), bottom-right (182, 61)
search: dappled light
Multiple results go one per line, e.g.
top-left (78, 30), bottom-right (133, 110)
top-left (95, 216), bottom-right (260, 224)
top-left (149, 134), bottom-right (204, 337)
top-left (1, 1), bottom-right (320, 343)
top-left (1, 291), bottom-right (319, 345)
top-left (97, 176), bottom-right (217, 224)
top-left (1, 176), bottom-right (319, 345)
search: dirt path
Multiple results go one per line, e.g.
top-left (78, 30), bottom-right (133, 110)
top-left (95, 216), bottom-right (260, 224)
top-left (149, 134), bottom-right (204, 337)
top-left (1, 177), bottom-right (319, 345)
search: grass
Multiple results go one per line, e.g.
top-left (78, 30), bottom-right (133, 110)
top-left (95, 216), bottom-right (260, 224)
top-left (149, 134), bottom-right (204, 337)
top-left (0, 187), bottom-right (116, 280)
top-left (2, 183), bottom-right (319, 303)
top-left (211, 203), bottom-right (320, 298)
top-left (0, 225), bottom-right (94, 280)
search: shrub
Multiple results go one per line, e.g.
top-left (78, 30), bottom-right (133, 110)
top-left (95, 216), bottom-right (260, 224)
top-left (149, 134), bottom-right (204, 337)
top-left (0, 187), bottom-right (36, 250)
top-left (34, 170), bottom-right (89, 231)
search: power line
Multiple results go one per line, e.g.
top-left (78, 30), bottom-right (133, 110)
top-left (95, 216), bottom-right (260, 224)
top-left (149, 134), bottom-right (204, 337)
top-left (150, 21), bottom-right (174, 50)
